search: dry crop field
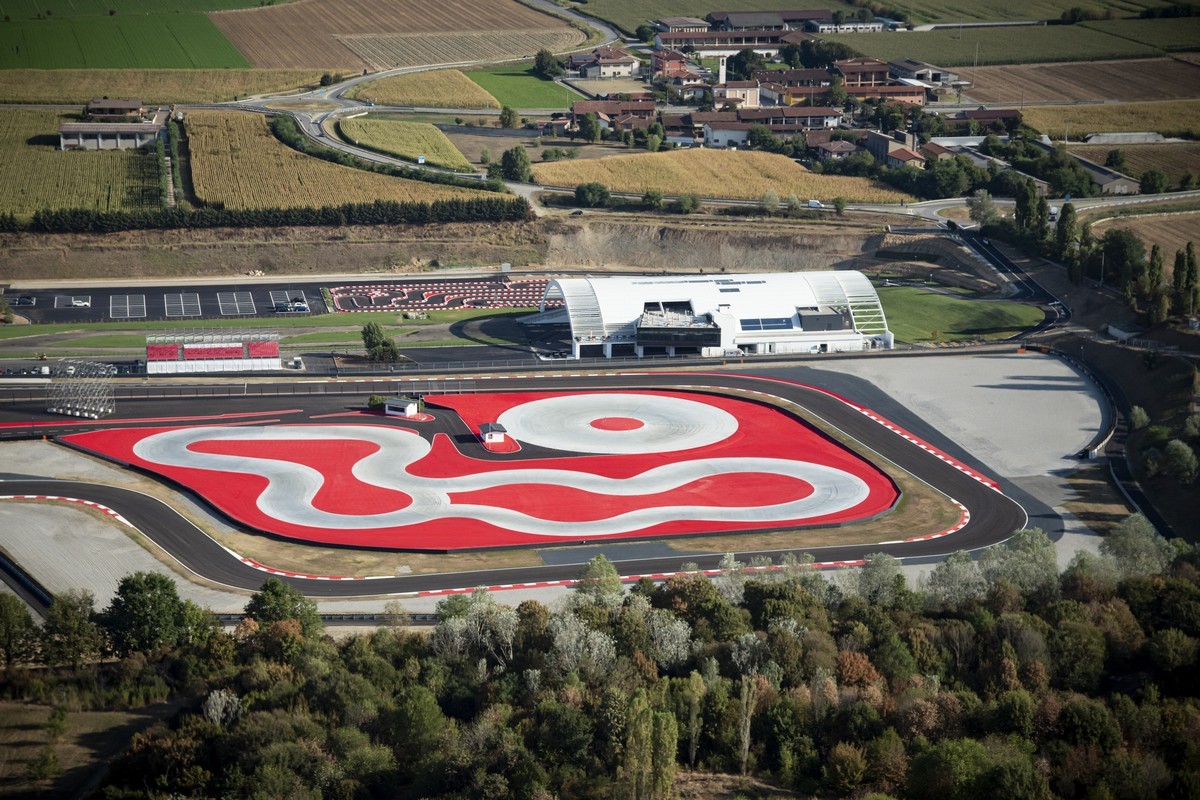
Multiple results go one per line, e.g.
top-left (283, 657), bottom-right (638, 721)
top-left (338, 118), bottom-right (474, 171)
top-left (340, 29), bottom-right (585, 71)
top-left (348, 69), bottom-right (500, 109)
top-left (1091, 213), bottom-right (1200, 269)
top-left (0, 109), bottom-right (159, 217)
top-left (209, 0), bottom-right (578, 70)
top-left (185, 111), bottom-right (486, 209)
top-left (531, 149), bottom-right (914, 203)
top-left (1071, 143), bottom-right (1200, 187)
top-left (1021, 100), bottom-right (1200, 139)
top-left (965, 58), bottom-right (1200, 104)
top-left (0, 68), bottom-right (329, 104)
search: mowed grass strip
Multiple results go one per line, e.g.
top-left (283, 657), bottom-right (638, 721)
top-left (348, 69), bottom-right (500, 109)
top-left (465, 64), bottom-right (582, 109)
top-left (877, 285), bottom-right (1044, 343)
top-left (338, 118), bottom-right (475, 171)
top-left (185, 110), bottom-right (486, 210)
top-left (1022, 99), bottom-right (1200, 139)
top-left (0, 14), bottom-right (250, 69)
top-left (531, 149), bottom-right (914, 203)
top-left (0, 109), bottom-right (160, 218)
top-left (0, 69), bottom-right (329, 104)
top-left (824, 25), bottom-right (1161, 67)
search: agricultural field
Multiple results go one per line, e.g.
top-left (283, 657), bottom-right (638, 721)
top-left (1021, 99), bottom-right (1200, 139)
top-left (0, 68), bottom-right (328, 104)
top-left (1091, 213), bottom-right (1200, 271)
top-left (0, 109), bottom-right (160, 218)
top-left (347, 69), bottom-right (500, 109)
top-left (184, 111), bottom-right (488, 209)
top-left (823, 25), bottom-right (1161, 67)
top-left (1083, 17), bottom-right (1200, 52)
top-left (531, 149), bottom-right (914, 203)
top-left (210, 0), bottom-right (578, 70)
top-left (340, 29), bottom-right (585, 71)
top-left (466, 64), bottom-right (584, 109)
top-left (964, 58), bottom-right (1200, 104)
top-left (337, 118), bottom-right (474, 171)
top-left (1070, 143), bottom-right (1200, 188)
top-left (565, 0), bottom-right (1170, 34)
top-left (0, 14), bottom-right (249, 69)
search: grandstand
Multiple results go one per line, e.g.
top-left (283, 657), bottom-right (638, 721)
top-left (146, 331), bottom-right (282, 374)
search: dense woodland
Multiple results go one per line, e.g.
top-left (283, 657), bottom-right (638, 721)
top-left (2, 515), bottom-right (1199, 799)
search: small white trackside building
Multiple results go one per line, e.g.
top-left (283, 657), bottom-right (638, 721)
top-left (540, 271), bottom-right (892, 358)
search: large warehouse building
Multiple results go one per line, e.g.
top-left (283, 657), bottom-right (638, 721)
top-left (540, 271), bottom-right (892, 358)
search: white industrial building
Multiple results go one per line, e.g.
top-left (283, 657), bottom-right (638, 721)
top-left (538, 271), bottom-right (892, 358)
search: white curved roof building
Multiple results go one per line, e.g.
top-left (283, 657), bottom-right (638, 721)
top-left (540, 271), bottom-right (892, 358)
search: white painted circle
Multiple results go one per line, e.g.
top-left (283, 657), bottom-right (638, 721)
top-left (496, 393), bottom-right (739, 454)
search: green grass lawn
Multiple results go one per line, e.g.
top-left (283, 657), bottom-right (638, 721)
top-left (464, 65), bottom-right (582, 110)
top-left (877, 285), bottom-right (1045, 343)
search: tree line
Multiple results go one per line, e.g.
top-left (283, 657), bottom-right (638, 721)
top-left (2, 513), bottom-right (1199, 799)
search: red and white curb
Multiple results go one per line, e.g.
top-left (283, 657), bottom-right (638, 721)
top-left (0, 495), bottom-right (134, 527)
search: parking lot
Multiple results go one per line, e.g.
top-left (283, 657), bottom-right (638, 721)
top-left (6, 284), bottom-right (324, 323)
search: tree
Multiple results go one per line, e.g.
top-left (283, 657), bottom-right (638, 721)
top-left (926, 549), bottom-right (986, 606)
top-left (575, 182), bottom-right (610, 207)
top-left (673, 194), bottom-right (701, 214)
top-left (533, 49), bottom-right (563, 78)
top-left (361, 321), bottom-right (386, 352)
top-left (1163, 439), bottom-right (1198, 484)
top-left (103, 571), bottom-right (186, 657)
top-left (577, 113), bottom-right (602, 143)
top-left (0, 594), bottom-right (34, 668)
top-left (726, 48), bottom-right (767, 80)
top-left (643, 190), bottom-right (664, 210)
top-left (498, 106), bottom-right (519, 129)
top-left (500, 145), bottom-right (532, 181)
top-left (41, 589), bottom-right (103, 669)
top-left (1101, 227), bottom-right (1146, 290)
top-left (1140, 168), bottom-right (1169, 194)
top-left (575, 554), bottom-right (623, 605)
top-left (244, 578), bottom-right (323, 638)
top-left (833, 196), bottom-right (847, 216)
top-left (1101, 513), bottom-right (1172, 578)
top-left (979, 528), bottom-right (1058, 594)
top-left (966, 188), bottom-right (998, 226)
top-left (1056, 201), bottom-right (1078, 259)
top-left (824, 742), bottom-right (868, 796)
top-left (1105, 149), bottom-right (1126, 170)
top-left (635, 24), bottom-right (656, 43)
top-left (645, 133), bottom-right (661, 152)
top-left (825, 74), bottom-right (847, 107)
top-left (760, 189), bottom-right (780, 213)
top-left (1130, 405), bottom-right (1149, 429)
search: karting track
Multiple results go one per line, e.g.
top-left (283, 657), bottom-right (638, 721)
top-left (0, 372), bottom-right (1028, 597)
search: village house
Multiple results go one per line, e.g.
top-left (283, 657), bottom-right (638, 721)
top-left (651, 49), bottom-right (695, 78)
top-left (713, 80), bottom-right (762, 110)
top-left (814, 139), bottom-right (860, 160)
top-left (846, 84), bottom-right (927, 105)
top-left (60, 105), bottom-right (168, 151)
top-left (86, 99), bottom-right (148, 120)
top-left (833, 58), bottom-right (891, 87)
top-left (575, 46), bottom-right (640, 79)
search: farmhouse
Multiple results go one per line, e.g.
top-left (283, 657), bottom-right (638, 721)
top-left (570, 100), bottom-right (655, 129)
top-left (654, 29), bottom-right (808, 57)
top-left (833, 58), bottom-right (892, 88)
top-left (575, 47), bottom-right (640, 78)
top-left (754, 68), bottom-right (830, 88)
top-left (846, 84), bottom-right (927, 105)
top-left (540, 272), bottom-right (893, 358)
top-left (814, 139), bottom-right (861, 160)
top-left (59, 108), bottom-right (168, 151)
top-left (708, 9), bottom-right (830, 29)
top-left (654, 16), bottom-right (710, 32)
top-left (888, 58), bottom-right (958, 86)
top-left (1027, 140), bottom-right (1141, 194)
top-left (87, 99), bottom-right (148, 120)
top-left (806, 17), bottom-right (885, 33)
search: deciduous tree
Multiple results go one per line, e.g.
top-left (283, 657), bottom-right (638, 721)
top-left (41, 589), bottom-right (103, 669)
top-left (103, 571), bottom-right (186, 657)
top-left (244, 578), bottom-right (323, 638)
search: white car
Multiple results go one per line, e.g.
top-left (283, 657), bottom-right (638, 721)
top-left (71, 299), bottom-right (90, 307)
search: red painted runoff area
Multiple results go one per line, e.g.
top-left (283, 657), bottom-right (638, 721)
top-left (62, 390), bottom-right (899, 551)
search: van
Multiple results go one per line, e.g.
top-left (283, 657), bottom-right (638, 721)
top-left (807, 199), bottom-right (824, 209)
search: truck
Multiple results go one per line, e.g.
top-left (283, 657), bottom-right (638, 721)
top-left (807, 199), bottom-right (824, 209)
top-left (1048, 206), bottom-right (1060, 221)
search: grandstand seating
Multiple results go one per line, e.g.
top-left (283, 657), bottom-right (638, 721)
top-left (147, 344), bottom-right (180, 361)
top-left (247, 341), bottom-right (281, 357)
top-left (183, 345), bottom-right (244, 361)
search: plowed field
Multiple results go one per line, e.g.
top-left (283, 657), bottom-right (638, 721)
top-left (965, 58), bottom-right (1200, 104)
top-left (1070, 143), bottom-right (1200, 188)
top-left (1092, 213), bottom-right (1200, 273)
top-left (339, 29), bottom-right (584, 71)
top-left (209, 0), bottom-right (577, 70)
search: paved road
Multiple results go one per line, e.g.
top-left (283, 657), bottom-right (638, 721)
top-left (0, 372), bottom-right (1028, 598)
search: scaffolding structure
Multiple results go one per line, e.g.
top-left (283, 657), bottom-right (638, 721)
top-left (46, 359), bottom-right (116, 419)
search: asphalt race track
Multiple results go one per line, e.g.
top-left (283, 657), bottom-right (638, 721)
top-left (0, 372), bottom-right (1030, 597)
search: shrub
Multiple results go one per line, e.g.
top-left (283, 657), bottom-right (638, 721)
top-left (575, 182), bottom-right (610, 208)
top-left (367, 395), bottom-right (388, 410)
top-left (1130, 405), bottom-right (1149, 429)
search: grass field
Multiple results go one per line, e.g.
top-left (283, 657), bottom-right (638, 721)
top-left (531, 149), bottom-right (914, 203)
top-left (337, 118), bottom-right (474, 171)
top-left (348, 69), bottom-right (500, 109)
top-left (876, 285), bottom-right (1045, 343)
top-left (185, 111), bottom-right (486, 210)
top-left (465, 64), bottom-right (583, 109)
top-left (0, 14), bottom-right (250, 69)
top-left (823, 25), bottom-right (1161, 67)
top-left (1021, 99), bottom-right (1200, 139)
top-left (568, 0), bottom-right (1171, 34)
top-left (1070, 143), bottom-right (1200, 187)
top-left (0, 109), bottom-right (160, 218)
top-left (1083, 17), bottom-right (1200, 52)
top-left (0, 69), bottom-right (329, 104)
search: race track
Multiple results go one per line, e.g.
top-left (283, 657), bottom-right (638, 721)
top-left (1, 372), bottom-right (1029, 598)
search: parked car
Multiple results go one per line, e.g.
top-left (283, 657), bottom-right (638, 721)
top-left (71, 298), bottom-right (90, 307)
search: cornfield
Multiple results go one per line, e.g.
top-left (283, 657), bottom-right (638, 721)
top-left (0, 109), bottom-right (160, 218)
top-left (0, 69), bottom-right (331, 104)
top-left (338, 29), bottom-right (584, 70)
top-left (350, 69), bottom-right (500, 109)
top-left (532, 149), bottom-right (915, 203)
top-left (185, 111), bottom-right (486, 210)
top-left (338, 119), bottom-right (475, 172)
top-left (1022, 100), bottom-right (1200, 140)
